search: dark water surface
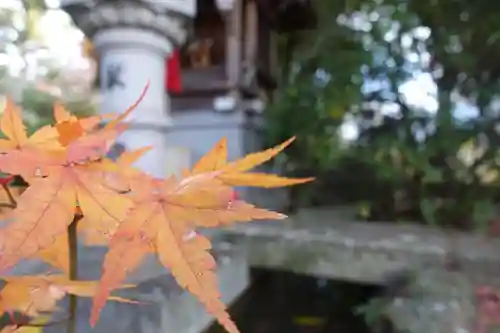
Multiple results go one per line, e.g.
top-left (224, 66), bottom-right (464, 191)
top-left (205, 269), bottom-right (388, 333)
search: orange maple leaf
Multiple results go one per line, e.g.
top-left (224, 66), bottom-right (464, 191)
top-left (0, 83), bottom-right (149, 181)
top-left (0, 275), bottom-right (134, 320)
top-left (61, 83), bottom-right (149, 165)
top-left (0, 83), bottom-right (312, 333)
top-left (189, 137), bottom-right (313, 187)
top-left (90, 138), bottom-right (314, 332)
top-left (52, 102), bottom-right (117, 146)
top-left (31, 233), bottom-right (69, 274)
top-left (0, 153), bottom-right (134, 271)
top-left (51, 80), bottom-right (148, 151)
top-left (0, 186), bottom-right (69, 274)
top-left (190, 137), bottom-right (228, 174)
top-left (0, 91), bottom-right (151, 270)
top-left (77, 147), bottom-right (153, 246)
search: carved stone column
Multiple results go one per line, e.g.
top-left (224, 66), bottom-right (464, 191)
top-left (61, 0), bottom-right (192, 178)
top-left (212, 0), bottom-right (242, 111)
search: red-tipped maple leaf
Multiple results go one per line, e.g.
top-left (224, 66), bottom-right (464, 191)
top-left (90, 138), bottom-right (314, 332)
top-left (0, 86), bottom-right (150, 271)
top-left (52, 101), bottom-right (118, 146)
top-left (0, 175), bottom-right (14, 186)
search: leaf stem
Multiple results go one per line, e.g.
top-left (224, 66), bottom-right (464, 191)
top-left (1, 184), bottom-right (17, 208)
top-left (0, 203), bottom-right (15, 209)
top-left (67, 214), bottom-right (81, 333)
top-left (3, 314), bottom-right (71, 329)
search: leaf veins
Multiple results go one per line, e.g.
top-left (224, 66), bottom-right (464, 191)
top-left (90, 139), bottom-right (314, 332)
top-left (0, 87), bottom-right (150, 270)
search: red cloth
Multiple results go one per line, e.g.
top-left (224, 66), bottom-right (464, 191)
top-left (165, 48), bottom-right (182, 93)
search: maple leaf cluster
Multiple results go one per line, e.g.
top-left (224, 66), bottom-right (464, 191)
top-left (0, 84), bottom-right (313, 332)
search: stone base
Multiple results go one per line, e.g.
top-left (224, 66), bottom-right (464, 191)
top-left (11, 244), bottom-right (250, 333)
top-left (217, 208), bottom-right (500, 333)
top-left (159, 250), bottom-right (249, 333)
top-left (386, 270), bottom-right (475, 333)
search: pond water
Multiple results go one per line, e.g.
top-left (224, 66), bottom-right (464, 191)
top-left (204, 268), bottom-right (396, 333)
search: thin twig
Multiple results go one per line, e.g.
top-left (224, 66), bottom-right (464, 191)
top-left (66, 214), bottom-right (82, 333)
top-left (6, 314), bottom-right (71, 329)
top-left (0, 203), bottom-right (15, 209)
top-left (1, 184), bottom-right (17, 208)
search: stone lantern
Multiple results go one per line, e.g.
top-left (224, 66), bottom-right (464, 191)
top-left (60, 0), bottom-right (196, 178)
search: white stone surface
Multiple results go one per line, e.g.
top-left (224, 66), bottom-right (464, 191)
top-left (60, 0), bottom-right (197, 17)
top-left (156, 0), bottom-right (197, 16)
top-left (215, 0), bottom-right (236, 12)
top-left (57, 3), bottom-right (252, 333)
top-left (61, 0), bottom-right (192, 178)
top-left (93, 27), bottom-right (173, 178)
top-left (59, 0), bottom-right (92, 6)
top-left (164, 146), bottom-right (192, 177)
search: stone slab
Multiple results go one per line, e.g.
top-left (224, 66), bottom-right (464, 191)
top-left (217, 210), bottom-right (500, 285)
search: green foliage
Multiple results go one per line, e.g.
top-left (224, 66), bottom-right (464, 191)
top-left (265, 0), bottom-right (500, 230)
top-left (0, 1), bottom-right (97, 132)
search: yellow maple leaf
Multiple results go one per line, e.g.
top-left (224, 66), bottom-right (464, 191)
top-left (90, 138), bottom-right (314, 332)
top-left (0, 98), bottom-right (62, 152)
top-left (0, 96), bottom-right (147, 270)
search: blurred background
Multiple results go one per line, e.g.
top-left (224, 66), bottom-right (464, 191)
top-left (5, 0), bottom-right (500, 232)
top-left (264, 0), bottom-right (500, 232)
top-left (0, 0), bottom-right (96, 133)
top-left (1, 0), bottom-right (500, 332)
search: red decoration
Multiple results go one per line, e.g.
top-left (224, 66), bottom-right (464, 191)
top-left (231, 190), bottom-right (239, 201)
top-left (165, 49), bottom-right (182, 94)
top-left (226, 190), bottom-right (239, 209)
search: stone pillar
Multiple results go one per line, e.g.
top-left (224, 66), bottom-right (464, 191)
top-left (61, 0), bottom-right (190, 178)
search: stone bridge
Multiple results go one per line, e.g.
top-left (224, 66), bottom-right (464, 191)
top-left (220, 210), bottom-right (500, 285)
top-left (215, 209), bottom-right (500, 333)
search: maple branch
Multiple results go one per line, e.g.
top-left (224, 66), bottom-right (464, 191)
top-left (5, 314), bottom-right (71, 329)
top-left (0, 183), bottom-right (16, 209)
top-left (0, 202), bottom-right (15, 209)
top-left (67, 213), bottom-right (82, 333)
